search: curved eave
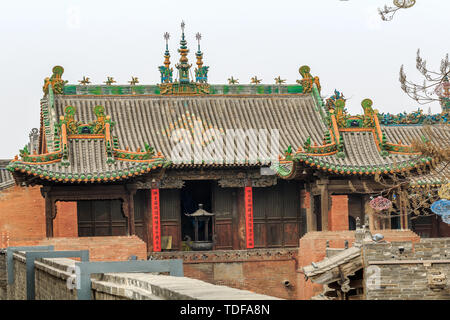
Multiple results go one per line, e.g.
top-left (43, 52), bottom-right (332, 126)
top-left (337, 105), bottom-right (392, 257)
top-left (6, 158), bottom-right (167, 184)
top-left (276, 153), bottom-right (435, 178)
top-left (410, 180), bottom-right (448, 188)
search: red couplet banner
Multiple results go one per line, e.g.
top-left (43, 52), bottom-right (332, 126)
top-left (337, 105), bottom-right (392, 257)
top-left (151, 189), bottom-right (161, 252)
top-left (245, 186), bottom-right (254, 249)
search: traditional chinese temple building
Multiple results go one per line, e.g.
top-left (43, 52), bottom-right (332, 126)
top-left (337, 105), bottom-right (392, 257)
top-left (4, 22), bottom-right (449, 262)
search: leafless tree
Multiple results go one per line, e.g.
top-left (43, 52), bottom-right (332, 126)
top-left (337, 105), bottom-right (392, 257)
top-left (378, 0), bottom-right (416, 21)
top-left (399, 50), bottom-right (450, 105)
top-left (372, 127), bottom-right (449, 223)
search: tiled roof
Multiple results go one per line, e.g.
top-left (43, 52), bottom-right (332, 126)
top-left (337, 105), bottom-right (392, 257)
top-left (303, 245), bottom-right (362, 279)
top-left (384, 125), bottom-right (450, 186)
top-left (8, 139), bottom-right (165, 183)
top-left (281, 123), bottom-right (449, 177)
top-left (0, 160), bottom-right (14, 190)
top-left (319, 131), bottom-right (414, 166)
top-left (409, 162), bottom-right (449, 187)
top-left (10, 82), bottom-right (449, 184)
top-left (52, 94), bottom-right (326, 167)
top-left (382, 125), bottom-right (450, 146)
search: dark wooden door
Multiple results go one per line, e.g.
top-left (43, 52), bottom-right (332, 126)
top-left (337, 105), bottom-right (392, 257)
top-left (253, 180), bottom-right (302, 248)
top-left (77, 200), bottom-right (127, 237)
top-left (133, 190), bottom-right (148, 242)
top-left (160, 189), bottom-right (181, 250)
top-left (212, 183), bottom-right (235, 250)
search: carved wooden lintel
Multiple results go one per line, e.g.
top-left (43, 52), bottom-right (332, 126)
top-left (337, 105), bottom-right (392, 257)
top-left (252, 176), bottom-right (278, 188)
top-left (218, 176), bottom-right (278, 188)
top-left (136, 178), bottom-right (185, 189)
top-left (218, 178), bottom-right (247, 188)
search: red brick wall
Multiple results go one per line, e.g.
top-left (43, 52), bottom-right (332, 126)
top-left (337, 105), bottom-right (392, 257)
top-left (0, 186), bottom-right (146, 261)
top-left (298, 229), bottom-right (421, 300)
top-left (328, 195), bottom-right (349, 231)
top-left (183, 258), bottom-right (299, 300)
top-left (300, 190), bottom-right (310, 209)
top-left (0, 187), bottom-right (80, 247)
top-left (37, 236), bottom-right (147, 261)
top-left (0, 186), bottom-right (45, 248)
top-left (54, 202), bottom-right (78, 237)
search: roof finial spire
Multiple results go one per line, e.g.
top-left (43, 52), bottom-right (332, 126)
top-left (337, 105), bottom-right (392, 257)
top-left (194, 32), bottom-right (209, 83)
top-left (164, 32), bottom-right (170, 53)
top-left (159, 32), bottom-right (173, 83)
top-left (163, 32), bottom-right (171, 69)
top-left (195, 32), bottom-right (203, 70)
top-left (196, 32), bottom-right (202, 53)
top-left (176, 20), bottom-right (191, 84)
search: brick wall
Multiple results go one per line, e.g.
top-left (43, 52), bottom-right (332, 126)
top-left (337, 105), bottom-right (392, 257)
top-left (0, 183), bottom-right (146, 261)
top-left (364, 238), bottom-right (450, 300)
top-left (54, 202), bottom-right (78, 237)
top-left (298, 229), bottom-right (420, 300)
top-left (151, 248), bottom-right (298, 300)
top-left (0, 187), bottom-right (81, 246)
top-left (37, 236), bottom-right (147, 261)
top-left (328, 195), bottom-right (349, 231)
top-left (0, 186), bottom-right (45, 248)
top-left (300, 190), bottom-right (310, 210)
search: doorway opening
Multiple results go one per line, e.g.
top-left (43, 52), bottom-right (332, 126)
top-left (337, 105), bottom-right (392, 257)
top-left (180, 180), bottom-right (213, 242)
top-left (77, 200), bottom-right (127, 237)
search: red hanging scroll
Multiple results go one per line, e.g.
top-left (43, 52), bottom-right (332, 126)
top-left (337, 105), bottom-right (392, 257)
top-left (151, 189), bottom-right (161, 252)
top-left (245, 186), bottom-right (254, 249)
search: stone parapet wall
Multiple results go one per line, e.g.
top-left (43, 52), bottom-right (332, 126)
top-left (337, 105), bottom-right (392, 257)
top-left (7, 252), bottom-right (27, 300)
top-left (0, 251), bottom-right (278, 300)
top-left (0, 250), bottom-right (6, 300)
top-left (364, 238), bottom-right (450, 300)
top-left (298, 229), bottom-right (420, 300)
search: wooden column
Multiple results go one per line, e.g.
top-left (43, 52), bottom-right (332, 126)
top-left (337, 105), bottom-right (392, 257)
top-left (236, 188), bottom-right (247, 250)
top-left (231, 189), bottom-right (240, 250)
top-left (399, 191), bottom-right (409, 230)
top-left (41, 187), bottom-right (55, 238)
top-left (318, 180), bottom-right (329, 231)
top-left (303, 186), bottom-right (315, 232)
top-left (126, 185), bottom-right (137, 235)
top-left (45, 196), bottom-right (55, 237)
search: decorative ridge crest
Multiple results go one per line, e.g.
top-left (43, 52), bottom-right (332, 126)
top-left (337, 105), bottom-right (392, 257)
top-left (297, 65), bottom-right (321, 94)
top-left (43, 66), bottom-right (68, 95)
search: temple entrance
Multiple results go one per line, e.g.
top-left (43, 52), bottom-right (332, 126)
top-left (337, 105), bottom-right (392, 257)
top-left (77, 200), bottom-right (127, 237)
top-left (180, 180), bottom-right (213, 243)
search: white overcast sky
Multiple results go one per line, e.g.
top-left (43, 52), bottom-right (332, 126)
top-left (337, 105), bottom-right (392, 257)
top-left (0, 0), bottom-right (448, 158)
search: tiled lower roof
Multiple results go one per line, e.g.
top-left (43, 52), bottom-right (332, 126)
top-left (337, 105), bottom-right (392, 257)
top-left (7, 140), bottom-right (166, 183)
top-left (303, 246), bottom-right (362, 278)
top-left (279, 123), bottom-right (449, 177)
top-left (410, 162), bottom-right (449, 187)
top-left (0, 160), bottom-right (14, 190)
top-left (320, 131), bottom-right (415, 166)
top-left (383, 125), bottom-right (450, 146)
